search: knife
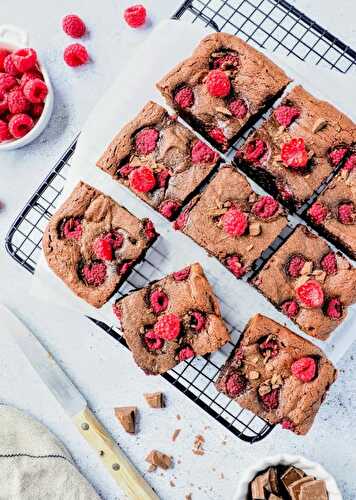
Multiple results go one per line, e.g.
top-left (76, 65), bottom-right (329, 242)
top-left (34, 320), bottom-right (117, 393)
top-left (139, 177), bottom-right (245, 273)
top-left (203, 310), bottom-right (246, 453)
top-left (0, 304), bottom-right (159, 500)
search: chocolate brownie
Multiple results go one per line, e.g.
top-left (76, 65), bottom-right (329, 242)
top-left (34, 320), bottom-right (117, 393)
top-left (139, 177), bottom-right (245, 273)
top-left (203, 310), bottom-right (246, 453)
top-left (43, 182), bottom-right (157, 308)
top-left (97, 101), bottom-right (220, 220)
top-left (306, 154), bottom-right (356, 260)
top-left (251, 225), bottom-right (356, 340)
top-left (215, 314), bottom-right (337, 435)
top-left (175, 165), bottom-right (288, 279)
top-left (113, 263), bottom-right (230, 374)
top-left (235, 85), bottom-right (356, 209)
top-left (156, 32), bottom-right (290, 152)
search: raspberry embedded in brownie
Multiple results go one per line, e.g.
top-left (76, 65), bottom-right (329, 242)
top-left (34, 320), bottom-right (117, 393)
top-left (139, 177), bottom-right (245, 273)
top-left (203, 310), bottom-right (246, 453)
top-left (251, 224), bottom-right (356, 340)
top-left (43, 182), bottom-right (158, 308)
top-left (175, 165), bottom-right (288, 279)
top-left (156, 32), bottom-right (290, 152)
top-left (215, 314), bottom-right (337, 435)
top-left (96, 101), bottom-right (220, 221)
top-left (113, 262), bottom-right (230, 374)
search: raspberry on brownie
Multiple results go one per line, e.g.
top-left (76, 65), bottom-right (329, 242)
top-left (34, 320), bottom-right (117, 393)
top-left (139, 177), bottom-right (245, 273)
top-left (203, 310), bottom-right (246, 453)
top-left (234, 85), bottom-right (356, 209)
top-left (43, 182), bottom-right (158, 308)
top-left (215, 314), bottom-right (337, 435)
top-left (156, 32), bottom-right (290, 152)
top-left (97, 101), bottom-right (220, 220)
top-left (251, 225), bottom-right (356, 340)
top-left (175, 165), bottom-right (287, 279)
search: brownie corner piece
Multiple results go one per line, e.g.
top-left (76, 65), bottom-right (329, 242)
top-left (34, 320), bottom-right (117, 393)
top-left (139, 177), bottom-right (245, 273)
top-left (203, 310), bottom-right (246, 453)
top-left (114, 262), bottom-right (230, 374)
top-left (43, 181), bottom-right (157, 308)
top-left (215, 313), bottom-right (337, 435)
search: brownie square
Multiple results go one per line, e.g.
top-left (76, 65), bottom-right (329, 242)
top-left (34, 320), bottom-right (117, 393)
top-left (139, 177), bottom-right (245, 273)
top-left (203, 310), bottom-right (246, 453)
top-left (97, 101), bottom-right (220, 220)
top-left (43, 182), bottom-right (157, 308)
top-left (176, 165), bottom-right (288, 278)
top-left (215, 314), bottom-right (337, 435)
top-left (156, 32), bottom-right (290, 152)
top-left (113, 263), bottom-right (230, 374)
top-left (235, 85), bottom-right (356, 209)
top-left (251, 225), bottom-right (356, 340)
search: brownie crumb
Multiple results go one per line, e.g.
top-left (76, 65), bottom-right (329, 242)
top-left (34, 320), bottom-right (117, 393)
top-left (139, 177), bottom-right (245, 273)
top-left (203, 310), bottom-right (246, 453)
top-left (192, 435), bottom-right (205, 456)
top-left (144, 391), bottom-right (165, 408)
top-left (176, 414), bottom-right (181, 420)
top-left (169, 480), bottom-right (176, 487)
top-left (172, 429), bottom-right (181, 442)
top-left (114, 406), bottom-right (137, 434)
top-left (185, 494), bottom-right (192, 500)
top-left (147, 464), bottom-right (157, 473)
top-left (146, 450), bottom-right (173, 470)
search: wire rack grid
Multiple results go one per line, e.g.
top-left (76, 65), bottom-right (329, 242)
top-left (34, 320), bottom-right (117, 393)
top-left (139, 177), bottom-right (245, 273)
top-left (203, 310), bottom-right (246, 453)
top-left (5, 0), bottom-right (356, 443)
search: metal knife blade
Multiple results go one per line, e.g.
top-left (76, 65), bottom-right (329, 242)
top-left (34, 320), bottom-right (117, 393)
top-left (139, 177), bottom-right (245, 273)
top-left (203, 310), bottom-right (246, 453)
top-left (0, 304), bottom-right (86, 417)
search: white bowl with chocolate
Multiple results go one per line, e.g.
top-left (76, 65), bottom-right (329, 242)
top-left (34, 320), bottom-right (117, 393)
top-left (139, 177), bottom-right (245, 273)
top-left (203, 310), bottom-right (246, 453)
top-left (234, 454), bottom-right (342, 500)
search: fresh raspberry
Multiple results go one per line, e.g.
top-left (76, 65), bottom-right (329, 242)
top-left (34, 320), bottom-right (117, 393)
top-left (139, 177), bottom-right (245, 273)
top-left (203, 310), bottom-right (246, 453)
top-left (206, 69), bottom-right (231, 98)
top-left (174, 86), bottom-right (194, 108)
top-left (135, 128), bottom-right (159, 155)
top-left (172, 206), bottom-right (190, 230)
top-left (189, 311), bottom-right (206, 332)
top-left (244, 139), bottom-right (267, 162)
top-left (260, 389), bottom-right (279, 410)
top-left (296, 279), bottom-right (324, 309)
top-left (279, 184), bottom-right (293, 201)
top-left (191, 140), bottom-right (218, 164)
top-left (281, 138), bottom-right (308, 169)
top-left (291, 357), bottom-right (316, 382)
top-left (274, 105), bottom-right (300, 127)
top-left (286, 255), bottom-right (306, 278)
top-left (159, 200), bottom-right (180, 220)
top-left (0, 73), bottom-right (17, 92)
top-left (0, 119), bottom-right (11, 142)
top-left (124, 4), bottom-right (147, 28)
top-left (344, 154), bottom-right (356, 171)
top-left (12, 48), bottom-right (37, 72)
top-left (173, 266), bottom-right (191, 281)
top-left (178, 347), bottom-right (195, 362)
top-left (213, 53), bottom-right (239, 70)
top-left (328, 147), bottom-right (347, 166)
top-left (0, 90), bottom-right (8, 114)
top-left (7, 87), bottom-right (29, 114)
top-left (143, 219), bottom-right (156, 240)
top-left (252, 196), bottom-right (279, 219)
top-left (20, 69), bottom-right (43, 89)
top-left (209, 127), bottom-right (228, 149)
top-left (225, 372), bottom-right (247, 397)
top-left (144, 330), bottom-right (164, 351)
top-left (117, 261), bottom-right (132, 275)
top-left (154, 313), bottom-right (181, 341)
top-left (259, 338), bottom-right (279, 357)
top-left (234, 348), bottom-right (244, 362)
top-left (23, 78), bottom-right (48, 104)
top-left (338, 202), bottom-right (354, 224)
top-left (82, 262), bottom-right (107, 286)
top-left (222, 207), bottom-right (248, 237)
top-left (31, 102), bottom-right (44, 118)
top-left (61, 217), bottom-right (82, 240)
top-left (64, 43), bottom-right (89, 67)
top-left (118, 164), bottom-right (135, 177)
top-left (156, 168), bottom-right (170, 189)
top-left (8, 113), bottom-right (34, 138)
top-left (129, 166), bottom-right (156, 193)
top-left (308, 202), bottom-right (328, 224)
top-left (228, 99), bottom-right (247, 118)
top-left (281, 299), bottom-right (299, 318)
top-left (93, 236), bottom-right (114, 261)
top-left (62, 14), bottom-right (86, 38)
top-left (321, 252), bottom-right (337, 274)
top-left (226, 255), bottom-right (246, 278)
top-left (150, 289), bottom-right (168, 314)
top-left (282, 418), bottom-right (295, 431)
top-left (3, 54), bottom-right (20, 76)
top-left (326, 297), bottom-right (343, 320)
top-left (112, 302), bottom-right (122, 321)
top-left (0, 49), bottom-right (10, 72)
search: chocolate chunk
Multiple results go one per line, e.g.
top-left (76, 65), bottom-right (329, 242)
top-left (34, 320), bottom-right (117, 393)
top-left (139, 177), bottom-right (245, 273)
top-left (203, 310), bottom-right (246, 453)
top-left (288, 477), bottom-right (314, 500)
top-left (144, 391), bottom-right (165, 408)
top-left (300, 479), bottom-right (328, 500)
top-left (268, 467), bottom-right (279, 494)
top-left (114, 406), bottom-right (137, 434)
top-left (281, 466), bottom-right (305, 488)
top-left (251, 470), bottom-right (269, 499)
top-left (145, 450), bottom-right (172, 470)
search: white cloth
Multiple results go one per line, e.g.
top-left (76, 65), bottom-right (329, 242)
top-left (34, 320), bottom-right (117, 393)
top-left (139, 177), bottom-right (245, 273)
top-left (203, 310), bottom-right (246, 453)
top-left (0, 405), bottom-right (100, 500)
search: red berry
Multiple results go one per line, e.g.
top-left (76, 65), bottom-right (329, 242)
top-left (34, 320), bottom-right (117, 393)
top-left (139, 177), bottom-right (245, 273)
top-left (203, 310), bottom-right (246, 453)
top-left (159, 200), bottom-right (180, 220)
top-left (3, 54), bottom-right (20, 76)
top-left (118, 163), bottom-right (135, 177)
top-left (189, 311), bottom-right (206, 332)
top-left (338, 202), bottom-right (354, 224)
top-left (172, 206), bottom-right (189, 230)
top-left (7, 87), bottom-right (29, 114)
top-left (173, 266), bottom-right (191, 281)
top-left (0, 49), bottom-right (10, 72)
top-left (8, 113), bottom-right (34, 138)
top-left (20, 69), bottom-right (43, 88)
top-left (23, 78), bottom-right (48, 104)
top-left (281, 138), bottom-right (308, 169)
top-left (144, 330), bottom-right (164, 351)
top-left (226, 255), bottom-right (246, 278)
top-left (344, 154), bottom-right (356, 171)
top-left (228, 98), bottom-right (247, 118)
top-left (328, 147), bottom-right (347, 166)
top-left (61, 217), bottom-right (82, 240)
top-left (252, 196), bottom-right (279, 219)
top-left (296, 279), bottom-right (324, 308)
top-left (82, 262), bottom-right (107, 286)
top-left (156, 168), bottom-right (170, 189)
top-left (0, 73), bottom-right (17, 92)
top-left (209, 127), bottom-right (228, 148)
top-left (226, 372), bottom-right (247, 397)
top-left (282, 419), bottom-right (295, 431)
top-left (326, 297), bottom-right (343, 320)
top-left (64, 43), bottom-right (89, 67)
top-left (206, 69), bottom-right (231, 97)
top-left (244, 139), bottom-right (267, 162)
top-left (213, 53), bottom-right (239, 70)
top-left (308, 202), bottom-right (328, 224)
top-left (31, 102), bottom-right (44, 118)
top-left (286, 255), bottom-right (306, 278)
top-left (93, 237), bottom-right (113, 261)
top-left (191, 140), bottom-right (218, 164)
top-left (154, 313), bottom-right (181, 341)
top-left (150, 289), bottom-right (169, 314)
top-left (62, 14), bottom-right (86, 38)
top-left (178, 346), bottom-right (195, 361)
top-left (260, 389), bottom-right (279, 410)
top-left (291, 357), bottom-right (316, 382)
top-left (274, 105), bottom-right (300, 127)
top-left (321, 252), bottom-right (337, 274)
top-left (124, 4), bottom-right (147, 28)
top-left (0, 90), bottom-right (8, 114)
top-left (12, 48), bottom-right (37, 72)
top-left (112, 302), bottom-right (122, 321)
top-left (135, 128), bottom-right (159, 155)
top-left (281, 299), bottom-right (299, 318)
top-left (117, 261), bottom-right (132, 275)
top-left (222, 207), bottom-right (248, 237)
top-left (174, 86), bottom-right (194, 108)
top-left (0, 119), bottom-right (11, 142)
top-left (144, 219), bottom-right (156, 240)
top-left (129, 166), bottom-right (156, 193)
top-left (259, 338), bottom-right (279, 357)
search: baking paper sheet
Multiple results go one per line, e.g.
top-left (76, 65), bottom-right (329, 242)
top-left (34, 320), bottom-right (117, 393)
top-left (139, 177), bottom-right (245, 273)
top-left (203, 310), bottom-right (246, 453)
top-left (31, 20), bottom-right (356, 366)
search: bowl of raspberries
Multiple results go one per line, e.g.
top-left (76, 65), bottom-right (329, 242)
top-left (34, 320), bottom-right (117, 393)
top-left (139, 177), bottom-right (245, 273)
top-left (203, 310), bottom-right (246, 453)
top-left (0, 24), bottom-right (53, 149)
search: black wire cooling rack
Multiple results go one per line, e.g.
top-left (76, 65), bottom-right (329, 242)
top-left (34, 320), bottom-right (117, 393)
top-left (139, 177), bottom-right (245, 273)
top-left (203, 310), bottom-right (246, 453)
top-left (5, 0), bottom-right (356, 443)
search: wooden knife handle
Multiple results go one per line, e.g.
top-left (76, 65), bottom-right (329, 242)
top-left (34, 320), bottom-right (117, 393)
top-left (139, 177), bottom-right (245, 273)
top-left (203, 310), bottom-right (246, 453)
top-left (73, 406), bottom-right (159, 500)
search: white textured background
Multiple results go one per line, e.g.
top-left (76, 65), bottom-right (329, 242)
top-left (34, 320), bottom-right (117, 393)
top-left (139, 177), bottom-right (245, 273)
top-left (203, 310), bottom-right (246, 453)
top-left (0, 1), bottom-right (355, 499)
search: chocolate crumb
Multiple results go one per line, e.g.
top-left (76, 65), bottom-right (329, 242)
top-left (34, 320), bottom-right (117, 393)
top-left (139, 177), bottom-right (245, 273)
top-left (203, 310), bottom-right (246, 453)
top-left (192, 435), bottom-right (205, 456)
top-left (147, 464), bottom-right (157, 473)
top-left (172, 429), bottom-right (181, 442)
top-left (114, 406), bottom-right (137, 434)
top-left (176, 414), bottom-right (181, 420)
top-left (169, 480), bottom-right (176, 487)
top-left (146, 450), bottom-right (172, 470)
top-left (185, 494), bottom-right (192, 500)
top-left (144, 391), bottom-right (165, 408)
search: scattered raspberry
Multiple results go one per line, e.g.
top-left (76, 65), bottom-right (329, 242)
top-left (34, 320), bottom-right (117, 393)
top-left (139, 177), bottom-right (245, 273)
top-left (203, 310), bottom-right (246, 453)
top-left (135, 128), bottom-right (159, 155)
top-left (291, 357), bottom-right (316, 382)
top-left (12, 48), bottom-right (37, 72)
top-left (281, 138), bottom-right (308, 169)
top-left (3, 54), bottom-right (20, 76)
top-left (296, 279), bottom-right (324, 309)
top-left (0, 90), bottom-right (8, 114)
top-left (191, 140), bottom-right (218, 164)
top-left (112, 302), bottom-right (122, 321)
top-left (144, 330), bottom-right (164, 351)
top-left (209, 127), bottom-right (228, 149)
top-left (213, 53), bottom-right (239, 70)
top-left (328, 147), bottom-right (347, 166)
top-left (222, 207), bottom-right (248, 237)
top-left (225, 372), bottom-right (247, 397)
top-left (286, 254), bottom-right (306, 278)
top-left (244, 139), bottom-right (267, 162)
top-left (308, 202), bottom-right (328, 224)
top-left (189, 311), bottom-right (206, 332)
top-left (172, 206), bottom-right (189, 230)
top-left (64, 43), bottom-right (89, 67)
top-left (129, 166), bottom-right (156, 193)
top-left (62, 14), bottom-right (86, 38)
top-left (260, 337), bottom-right (279, 357)
top-left (174, 86), bottom-right (194, 108)
top-left (156, 168), bottom-right (170, 189)
top-left (0, 73), bottom-right (17, 92)
top-left (261, 389), bottom-right (279, 410)
top-left (124, 4), bottom-right (147, 28)
top-left (0, 119), bottom-right (11, 142)
top-left (93, 236), bottom-right (113, 261)
top-left (279, 184), bottom-right (293, 201)
top-left (7, 87), bottom-right (29, 114)
top-left (281, 418), bottom-right (295, 431)
top-left (8, 113), bottom-right (34, 138)
top-left (173, 266), bottom-right (191, 281)
top-left (144, 219), bottom-right (156, 240)
top-left (118, 164), bottom-right (135, 177)
top-left (150, 289), bottom-right (169, 314)
top-left (321, 252), bottom-right (337, 274)
top-left (228, 99), bottom-right (247, 118)
top-left (31, 102), bottom-right (44, 118)
top-left (281, 299), bottom-right (299, 318)
top-left (178, 347), bottom-right (195, 362)
top-left (326, 297), bottom-right (343, 320)
top-left (234, 348), bottom-right (244, 362)
top-left (82, 262), bottom-right (107, 286)
top-left (274, 105), bottom-right (300, 127)
top-left (23, 78), bottom-right (48, 104)
top-left (20, 69), bottom-right (43, 88)
top-left (103, 231), bottom-right (124, 251)
top-left (338, 202), bottom-right (354, 224)
top-left (0, 49), bottom-right (10, 72)
top-left (206, 69), bottom-right (231, 97)
top-left (159, 200), bottom-right (180, 220)
top-left (154, 313), bottom-right (181, 341)
top-left (61, 217), bottom-right (82, 240)
top-left (226, 255), bottom-right (246, 278)
top-left (252, 196), bottom-right (279, 219)
top-left (344, 154), bottom-right (356, 171)
top-left (117, 261), bottom-right (132, 275)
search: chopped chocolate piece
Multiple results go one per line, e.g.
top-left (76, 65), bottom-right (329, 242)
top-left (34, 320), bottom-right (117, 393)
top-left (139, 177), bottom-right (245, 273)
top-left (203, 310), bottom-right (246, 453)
top-left (147, 464), bottom-right (157, 473)
top-left (144, 392), bottom-right (165, 408)
top-left (145, 450), bottom-right (172, 470)
top-left (114, 406), bottom-right (137, 434)
top-left (281, 466), bottom-right (305, 488)
top-left (185, 494), bottom-right (192, 500)
top-left (288, 477), bottom-right (314, 500)
top-left (172, 429), bottom-right (181, 442)
top-left (251, 471), bottom-right (268, 499)
top-left (268, 467), bottom-right (279, 495)
top-left (300, 479), bottom-right (328, 500)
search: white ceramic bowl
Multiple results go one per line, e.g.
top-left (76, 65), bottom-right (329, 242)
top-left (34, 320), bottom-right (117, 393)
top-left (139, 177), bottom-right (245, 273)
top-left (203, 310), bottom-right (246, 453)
top-left (234, 454), bottom-right (342, 500)
top-left (0, 24), bottom-right (54, 150)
